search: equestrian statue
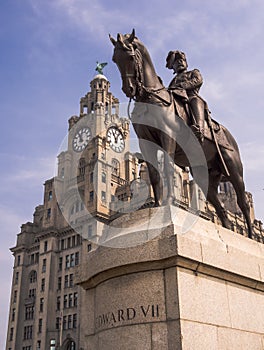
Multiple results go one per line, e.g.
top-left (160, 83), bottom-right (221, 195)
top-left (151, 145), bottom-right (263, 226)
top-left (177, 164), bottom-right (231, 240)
top-left (109, 29), bottom-right (253, 238)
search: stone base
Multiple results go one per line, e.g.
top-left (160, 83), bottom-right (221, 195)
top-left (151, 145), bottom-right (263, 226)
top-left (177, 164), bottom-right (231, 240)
top-left (76, 206), bottom-right (264, 350)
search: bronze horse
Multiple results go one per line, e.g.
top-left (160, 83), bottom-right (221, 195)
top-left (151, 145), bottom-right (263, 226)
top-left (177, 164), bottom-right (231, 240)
top-left (110, 29), bottom-right (253, 238)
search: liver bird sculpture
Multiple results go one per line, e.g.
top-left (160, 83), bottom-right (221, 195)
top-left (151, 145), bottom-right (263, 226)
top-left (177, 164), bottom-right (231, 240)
top-left (95, 61), bottom-right (108, 74)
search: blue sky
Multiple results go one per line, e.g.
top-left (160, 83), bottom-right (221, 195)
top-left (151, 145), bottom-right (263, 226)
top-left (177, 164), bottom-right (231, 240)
top-left (1, 0), bottom-right (264, 346)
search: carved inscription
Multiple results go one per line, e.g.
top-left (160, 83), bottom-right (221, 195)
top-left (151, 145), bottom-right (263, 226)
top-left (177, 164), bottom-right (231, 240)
top-left (96, 304), bottom-right (160, 329)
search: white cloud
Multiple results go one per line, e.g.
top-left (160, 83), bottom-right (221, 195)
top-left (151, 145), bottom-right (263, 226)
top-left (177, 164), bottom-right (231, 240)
top-left (1, 154), bottom-right (56, 186)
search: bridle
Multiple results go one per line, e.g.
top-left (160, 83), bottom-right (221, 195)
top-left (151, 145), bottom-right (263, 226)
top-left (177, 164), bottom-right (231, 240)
top-left (114, 41), bottom-right (172, 119)
top-left (117, 44), bottom-right (169, 103)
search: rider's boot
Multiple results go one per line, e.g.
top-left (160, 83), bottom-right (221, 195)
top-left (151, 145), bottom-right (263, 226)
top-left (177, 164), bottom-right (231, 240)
top-left (190, 98), bottom-right (205, 143)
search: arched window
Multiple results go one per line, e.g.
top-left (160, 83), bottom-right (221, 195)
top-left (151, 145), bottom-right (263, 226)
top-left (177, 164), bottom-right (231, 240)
top-left (66, 340), bottom-right (76, 350)
top-left (29, 270), bottom-right (37, 283)
top-left (111, 158), bottom-right (120, 176)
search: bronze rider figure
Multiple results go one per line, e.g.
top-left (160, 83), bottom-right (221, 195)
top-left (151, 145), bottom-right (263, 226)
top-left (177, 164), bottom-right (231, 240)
top-left (166, 50), bottom-right (207, 142)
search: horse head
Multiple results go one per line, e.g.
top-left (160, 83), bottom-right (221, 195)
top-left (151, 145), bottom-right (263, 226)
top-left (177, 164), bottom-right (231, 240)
top-left (109, 29), bottom-right (143, 98)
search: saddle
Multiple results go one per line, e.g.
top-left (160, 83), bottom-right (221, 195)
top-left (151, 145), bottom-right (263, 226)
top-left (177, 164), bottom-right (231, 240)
top-left (172, 92), bottom-right (232, 151)
top-left (204, 117), bottom-right (232, 150)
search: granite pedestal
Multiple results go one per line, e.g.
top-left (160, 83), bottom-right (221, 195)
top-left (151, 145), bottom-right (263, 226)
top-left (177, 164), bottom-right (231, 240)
top-left (76, 206), bottom-right (264, 350)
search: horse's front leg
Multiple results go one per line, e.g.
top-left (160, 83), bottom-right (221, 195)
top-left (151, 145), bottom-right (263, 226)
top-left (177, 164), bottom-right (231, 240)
top-left (146, 162), bottom-right (162, 206)
top-left (162, 136), bottom-right (176, 206)
top-left (139, 139), bottom-right (162, 206)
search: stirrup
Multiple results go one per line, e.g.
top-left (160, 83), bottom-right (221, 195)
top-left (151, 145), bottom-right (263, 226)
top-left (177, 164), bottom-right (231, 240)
top-left (191, 124), bottom-right (204, 143)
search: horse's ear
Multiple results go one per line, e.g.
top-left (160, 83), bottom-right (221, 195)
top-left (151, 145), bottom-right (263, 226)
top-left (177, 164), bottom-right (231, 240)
top-left (117, 33), bottom-right (123, 43)
top-left (109, 34), bottom-right (116, 46)
top-left (127, 28), bottom-right (136, 44)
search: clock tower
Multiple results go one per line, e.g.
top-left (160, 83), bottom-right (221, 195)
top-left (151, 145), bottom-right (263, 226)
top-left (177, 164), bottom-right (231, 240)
top-left (55, 72), bottom-right (138, 242)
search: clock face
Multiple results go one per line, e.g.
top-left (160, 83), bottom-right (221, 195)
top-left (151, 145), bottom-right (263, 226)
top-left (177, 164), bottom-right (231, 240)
top-left (72, 127), bottom-right (91, 152)
top-left (107, 127), bottom-right (125, 153)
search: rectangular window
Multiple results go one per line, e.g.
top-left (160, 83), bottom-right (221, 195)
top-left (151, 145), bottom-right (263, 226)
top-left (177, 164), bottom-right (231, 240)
top-left (13, 290), bottom-right (17, 303)
top-left (89, 191), bottom-right (94, 201)
top-left (50, 339), bottom-right (56, 350)
top-left (29, 271), bottom-right (37, 283)
top-left (75, 252), bottom-right (79, 266)
top-left (70, 253), bottom-right (75, 267)
top-left (61, 239), bottom-right (65, 250)
top-left (40, 298), bottom-right (44, 312)
top-left (23, 325), bottom-right (33, 340)
top-left (35, 253), bottom-right (39, 263)
top-left (17, 255), bottom-right (21, 266)
top-left (25, 306), bottom-right (34, 320)
top-left (69, 274), bottom-right (74, 287)
top-left (101, 190), bottom-right (106, 201)
top-left (47, 208), bottom-right (51, 219)
top-left (41, 278), bottom-right (45, 292)
top-left (11, 308), bottom-right (15, 321)
top-left (57, 296), bottom-right (61, 310)
top-left (9, 327), bottom-right (14, 341)
top-left (68, 314), bottom-right (72, 329)
top-left (29, 289), bottom-right (36, 298)
top-left (64, 275), bottom-right (69, 288)
top-left (73, 313), bottom-right (77, 328)
top-left (74, 292), bottom-right (78, 307)
top-left (37, 340), bottom-right (41, 350)
top-left (44, 240), bottom-right (48, 252)
top-left (63, 295), bottom-right (68, 309)
top-left (69, 293), bottom-right (73, 308)
top-left (48, 191), bottom-right (53, 201)
top-left (30, 254), bottom-right (34, 265)
top-left (65, 255), bottom-right (70, 268)
top-left (72, 235), bottom-right (76, 247)
top-left (59, 256), bottom-right (63, 270)
top-left (15, 271), bottom-right (19, 284)
top-left (102, 172), bottom-right (106, 183)
top-left (38, 319), bottom-right (42, 333)
top-left (56, 317), bottom-right (60, 330)
top-left (67, 237), bottom-right (71, 248)
top-left (88, 244), bottom-right (92, 252)
top-left (88, 225), bottom-right (93, 238)
top-left (63, 316), bottom-right (67, 330)
top-left (42, 258), bottom-right (46, 273)
top-left (58, 276), bottom-right (62, 290)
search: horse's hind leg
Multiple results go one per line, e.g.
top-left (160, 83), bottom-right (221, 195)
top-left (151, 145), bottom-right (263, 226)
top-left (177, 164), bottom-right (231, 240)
top-left (222, 149), bottom-right (253, 238)
top-left (228, 170), bottom-right (253, 238)
top-left (207, 171), bottom-right (232, 230)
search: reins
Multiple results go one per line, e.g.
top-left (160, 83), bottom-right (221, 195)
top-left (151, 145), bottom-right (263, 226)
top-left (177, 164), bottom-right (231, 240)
top-left (132, 47), bottom-right (171, 106)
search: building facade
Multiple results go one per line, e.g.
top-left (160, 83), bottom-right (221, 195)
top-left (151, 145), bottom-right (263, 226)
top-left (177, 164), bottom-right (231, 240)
top-left (5, 73), bottom-right (264, 350)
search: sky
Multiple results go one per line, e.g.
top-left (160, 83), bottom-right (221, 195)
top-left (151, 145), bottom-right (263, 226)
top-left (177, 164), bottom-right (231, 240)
top-left (1, 0), bottom-right (264, 346)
